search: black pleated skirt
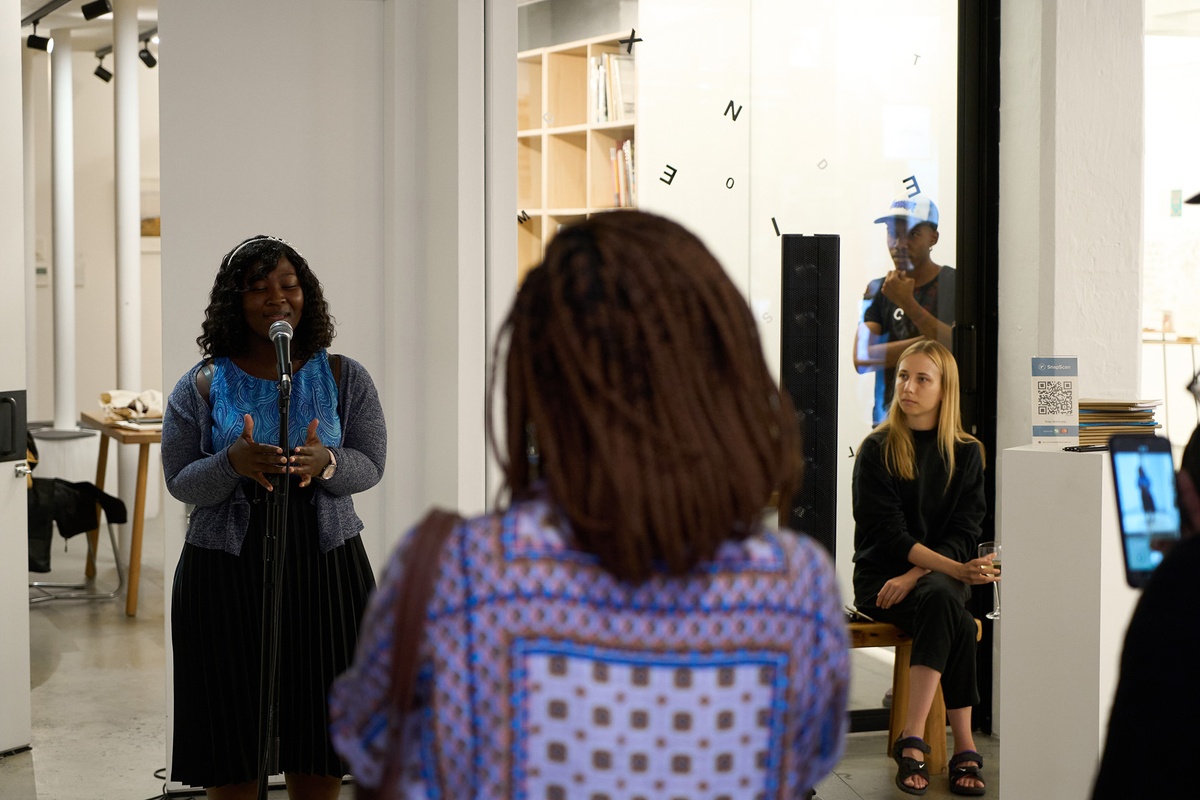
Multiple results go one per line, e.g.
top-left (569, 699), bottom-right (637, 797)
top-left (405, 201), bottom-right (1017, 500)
top-left (170, 483), bottom-right (375, 788)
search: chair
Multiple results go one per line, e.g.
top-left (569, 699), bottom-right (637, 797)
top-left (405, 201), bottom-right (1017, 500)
top-left (848, 618), bottom-right (983, 776)
top-left (29, 479), bottom-right (128, 605)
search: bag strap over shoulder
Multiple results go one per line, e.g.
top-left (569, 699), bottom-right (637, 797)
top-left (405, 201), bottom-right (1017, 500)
top-left (196, 360), bottom-right (215, 406)
top-left (358, 508), bottom-right (461, 800)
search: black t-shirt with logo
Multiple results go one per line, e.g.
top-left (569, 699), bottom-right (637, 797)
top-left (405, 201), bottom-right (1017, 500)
top-left (862, 265), bottom-right (956, 409)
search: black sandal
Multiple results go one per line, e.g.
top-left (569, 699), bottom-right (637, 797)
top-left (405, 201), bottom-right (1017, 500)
top-left (891, 735), bottom-right (931, 796)
top-left (948, 750), bottom-right (986, 796)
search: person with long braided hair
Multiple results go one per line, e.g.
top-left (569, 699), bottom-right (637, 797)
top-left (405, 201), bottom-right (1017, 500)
top-left (330, 210), bottom-right (850, 799)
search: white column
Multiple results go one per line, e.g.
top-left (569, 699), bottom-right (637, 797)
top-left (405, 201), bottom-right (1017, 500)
top-left (113, 0), bottom-right (140, 393)
top-left (112, 0), bottom-right (142, 561)
top-left (997, 0), bottom-right (1144, 454)
top-left (22, 49), bottom-right (38, 416)
top-left (50, 30), bottom-right (76, 431)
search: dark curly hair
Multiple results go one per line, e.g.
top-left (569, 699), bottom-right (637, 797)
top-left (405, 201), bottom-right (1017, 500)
top-left (488, 210), bottom-right (803, 583)
top-left (197, 235), bottom-right (335, 360)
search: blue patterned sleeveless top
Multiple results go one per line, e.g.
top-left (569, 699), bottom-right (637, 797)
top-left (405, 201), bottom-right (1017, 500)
top-left (210, 350), bottom-right (342, 452)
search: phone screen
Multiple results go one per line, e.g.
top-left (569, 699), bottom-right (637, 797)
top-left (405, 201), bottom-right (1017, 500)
top-left (1110, 435), bottom-right (1181, 587)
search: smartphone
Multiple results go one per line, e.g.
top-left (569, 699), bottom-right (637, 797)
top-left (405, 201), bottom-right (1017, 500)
top-left (1109, 434), bottom-right (1181, 588)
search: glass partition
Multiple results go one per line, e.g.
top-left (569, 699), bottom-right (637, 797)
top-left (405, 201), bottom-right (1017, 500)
top-left (506, 0), bottom-right (984, 743)
top-left (512, 0), bottom-right (961, 597)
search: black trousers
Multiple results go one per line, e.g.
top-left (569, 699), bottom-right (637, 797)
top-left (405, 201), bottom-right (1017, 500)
top-left (855, 571), bottom-right (979, 709)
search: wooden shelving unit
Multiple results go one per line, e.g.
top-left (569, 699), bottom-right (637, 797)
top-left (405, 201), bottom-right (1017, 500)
top-left (517, 32), bottom-right (637, 279)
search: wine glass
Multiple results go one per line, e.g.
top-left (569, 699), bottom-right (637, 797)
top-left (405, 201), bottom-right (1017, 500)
top-left (977, 541), bottom-right (1001, 620)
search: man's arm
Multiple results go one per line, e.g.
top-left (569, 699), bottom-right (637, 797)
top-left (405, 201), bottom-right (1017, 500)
top-left (905, 305), bottom-right (954, 348)
top-left (852, 321), bottom-right (881, 373)
top-left (857, 320), bottom-right (923, 370)
top-left (879, 270), bottom-right (954, 350)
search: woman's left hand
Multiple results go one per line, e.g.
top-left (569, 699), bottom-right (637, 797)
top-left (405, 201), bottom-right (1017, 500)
top-left (289, 418), bottom-right (333, 488)
top-left (876, 571), bottom-right (922, 609)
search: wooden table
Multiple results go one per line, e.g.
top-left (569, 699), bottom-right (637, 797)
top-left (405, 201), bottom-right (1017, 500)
top-left (79, 411), bottom-right (161, 617)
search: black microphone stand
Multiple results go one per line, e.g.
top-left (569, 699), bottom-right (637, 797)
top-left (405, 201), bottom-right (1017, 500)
top-left (256, 373), bottom-right (291, 800)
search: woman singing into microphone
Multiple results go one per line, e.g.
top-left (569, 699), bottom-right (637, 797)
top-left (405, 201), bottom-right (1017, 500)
top-left (162, 235), bottom-right (386, 800)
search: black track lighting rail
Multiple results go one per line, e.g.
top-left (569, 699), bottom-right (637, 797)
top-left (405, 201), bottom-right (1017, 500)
top-left (21, 0), bottom-right (73, 28)
top-left (95, 26), bottom-right (157, 59)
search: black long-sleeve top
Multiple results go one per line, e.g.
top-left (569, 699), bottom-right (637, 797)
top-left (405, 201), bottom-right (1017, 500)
top-left (851, 427), bottom-right (986, 596)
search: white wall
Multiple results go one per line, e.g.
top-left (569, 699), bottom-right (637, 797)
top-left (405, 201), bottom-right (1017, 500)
top-left (996, 0), bottom-right (1145, 741)
top-left (159, 0), bottom-right (382, 775)
top-left (997, 0), bottom-right (1143, 458)
top-left (157, 0), bottom-right (489, 759)
top-left (1141, 36), bottom-right (1200, 451)
top-left (1144, 37), bottom-right (1200, 339)
top-left (0, 0), bottom-right (33, 755)
top-left (415, 0), bottom-right (489, 517)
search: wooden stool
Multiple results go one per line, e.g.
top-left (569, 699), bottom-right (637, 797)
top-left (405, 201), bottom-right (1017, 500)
top-left (848, 619), bottom-right (983, 776)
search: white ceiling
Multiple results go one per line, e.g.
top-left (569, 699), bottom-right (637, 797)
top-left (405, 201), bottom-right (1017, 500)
top-left (20, 0), bottom-right (157, 55)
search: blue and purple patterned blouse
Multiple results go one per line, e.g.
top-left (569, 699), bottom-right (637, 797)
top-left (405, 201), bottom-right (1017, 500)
top-left (329, 496), bottom-right (849, 799)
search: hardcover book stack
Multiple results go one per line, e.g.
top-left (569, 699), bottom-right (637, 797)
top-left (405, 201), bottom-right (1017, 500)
top-left (1077, 399), bottom-right (1162, 446)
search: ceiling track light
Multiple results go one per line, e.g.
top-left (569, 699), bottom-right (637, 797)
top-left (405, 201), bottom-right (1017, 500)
top-left (94, 56), bottom-right (112, 83)
top-left (80, 0), bottom-right (112, 21)
top-left (26, 21), bottom-right (53, 53)
top-left (138, 41), bottom-right (156, 68)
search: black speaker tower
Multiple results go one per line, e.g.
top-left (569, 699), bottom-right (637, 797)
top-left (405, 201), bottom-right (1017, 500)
top-left (779, 234), bottom-right (839, 556)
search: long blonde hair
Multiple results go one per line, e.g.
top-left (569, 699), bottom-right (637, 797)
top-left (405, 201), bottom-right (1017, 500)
top-left (874, 340), bottom-right (983, 488)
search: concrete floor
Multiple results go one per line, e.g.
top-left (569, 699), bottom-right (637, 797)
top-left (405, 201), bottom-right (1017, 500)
top-left (3, 512), bottom-right (999, 799)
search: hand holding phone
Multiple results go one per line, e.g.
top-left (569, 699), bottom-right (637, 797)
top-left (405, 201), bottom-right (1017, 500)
top-left (1109, 434), bottom-right (1181, 588)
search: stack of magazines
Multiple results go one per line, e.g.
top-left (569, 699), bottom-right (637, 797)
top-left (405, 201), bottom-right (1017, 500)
top-left (1077, 398), bottom-right (1162, 446)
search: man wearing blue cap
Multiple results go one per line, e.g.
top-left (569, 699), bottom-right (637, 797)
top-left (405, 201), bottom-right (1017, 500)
top-left (853, 195), bottom-right (957, 414)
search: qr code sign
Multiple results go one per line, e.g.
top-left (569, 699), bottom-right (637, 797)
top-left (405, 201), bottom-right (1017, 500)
top-left (1037, 380), bottom-right (1074, 416)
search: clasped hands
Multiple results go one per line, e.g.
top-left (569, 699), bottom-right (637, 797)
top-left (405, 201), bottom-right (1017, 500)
top-left (227, 414), bottom-right (332, 490)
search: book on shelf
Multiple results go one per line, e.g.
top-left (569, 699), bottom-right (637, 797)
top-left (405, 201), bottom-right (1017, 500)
top-left (1079, 410), bottom-right (1156, 422)
top-left (610, 145), bottom-right (624, 206)
top-left (1078, 399), bottom-right (1163, 410)
top-left (1076, 399), bottom-right (1162, 445)
top-left (623, 139), bottom-right (635, 206)
top-left (592, 52), bottom-right (637, 123)
top-left (1078, 425), bottom-right (1162, 445)
top-left (592, 56), bottom-right (608, 123)
top-left (608, 139), bottom-right (635, 207)
top-left (609, 54), bottom-right (636, 120)
top-left (604, 53), bottom-right (616, 121)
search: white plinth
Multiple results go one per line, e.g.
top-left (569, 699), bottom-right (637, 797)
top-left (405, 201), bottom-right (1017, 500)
top-left (998, 446), bottom-right (1140, 799)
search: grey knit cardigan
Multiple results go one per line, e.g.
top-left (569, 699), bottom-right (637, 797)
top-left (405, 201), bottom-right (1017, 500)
top-left (161, 354), bottom-right (387, 555)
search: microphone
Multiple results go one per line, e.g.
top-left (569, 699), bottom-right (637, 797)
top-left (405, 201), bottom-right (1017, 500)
top-left (269, 320), bottom-right (293, 384)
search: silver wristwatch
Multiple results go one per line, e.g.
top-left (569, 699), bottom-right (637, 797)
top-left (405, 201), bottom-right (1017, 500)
top-left (318, 448), bottom-right (337, 481)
